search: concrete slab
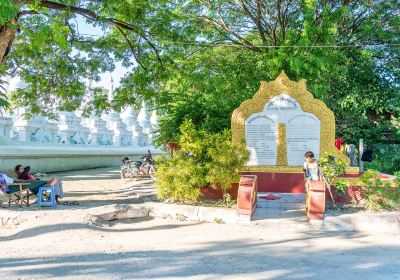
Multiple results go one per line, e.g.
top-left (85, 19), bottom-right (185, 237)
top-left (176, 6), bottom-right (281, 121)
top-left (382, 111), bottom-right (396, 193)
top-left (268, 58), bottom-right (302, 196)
top-left (323, 211), bottom-right (400, 233)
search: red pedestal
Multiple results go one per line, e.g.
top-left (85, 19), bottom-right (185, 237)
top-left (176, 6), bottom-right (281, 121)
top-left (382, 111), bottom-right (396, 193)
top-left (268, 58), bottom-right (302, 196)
top-left (242, 172), bottom-right (305, 193)
top-left (237, 175), bottom-right (258, 215)
top-left (307, 180), bottom-right (326, 221)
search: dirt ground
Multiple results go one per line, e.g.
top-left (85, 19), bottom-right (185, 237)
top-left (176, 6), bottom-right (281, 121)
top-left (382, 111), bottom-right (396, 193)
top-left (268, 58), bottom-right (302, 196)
top-left (51, 167), bottom-right (156, 206)
top-left (1, 168), bottom-right (400, 280)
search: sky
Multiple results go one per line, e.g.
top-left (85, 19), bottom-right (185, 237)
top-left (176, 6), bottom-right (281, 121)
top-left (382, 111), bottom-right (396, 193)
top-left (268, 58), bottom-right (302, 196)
top-left (74, 15), bottom-right (129, 91)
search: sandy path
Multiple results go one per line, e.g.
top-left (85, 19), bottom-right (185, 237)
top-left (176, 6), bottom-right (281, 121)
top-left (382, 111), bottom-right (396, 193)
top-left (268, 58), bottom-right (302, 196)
top-left (1, 168), bottom-right (400, 279)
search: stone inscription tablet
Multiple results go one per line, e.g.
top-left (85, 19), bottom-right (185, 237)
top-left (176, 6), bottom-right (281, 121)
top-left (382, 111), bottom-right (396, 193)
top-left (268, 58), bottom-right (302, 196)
top-left (245, 115), bottom-right (278, 165)
top-left (286, 114), bottom-right (320, 166)
top-left (245, 93), bottom-right (321, 166)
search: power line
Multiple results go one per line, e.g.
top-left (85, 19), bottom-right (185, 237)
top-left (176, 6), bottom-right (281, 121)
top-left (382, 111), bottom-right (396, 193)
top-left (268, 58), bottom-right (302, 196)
top-left (167, 42), bottom-right (400, 48)
top-left (74, 35), bottom-right (400, 49)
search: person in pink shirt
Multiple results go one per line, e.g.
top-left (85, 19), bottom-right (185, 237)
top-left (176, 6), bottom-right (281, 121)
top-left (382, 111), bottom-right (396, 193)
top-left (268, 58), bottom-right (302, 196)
top-left (14, 165), bottom-right (64, 204)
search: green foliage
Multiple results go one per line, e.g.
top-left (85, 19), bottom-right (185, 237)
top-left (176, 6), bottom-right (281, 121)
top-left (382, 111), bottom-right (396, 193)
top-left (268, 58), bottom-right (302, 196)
top-left (395, 172), bottom-right (400, 187)
top-left (155, 120), bottom-right (248, 203)
top-left (0, 0), bottom-right (398, 147)
top-left (224, 193), bottom-right (234, 208)
top-left (359, 170), bottom-right (400, 211)
top-left (150, 0), bottom-right (399, 145)
top-left (319, 153), bottom-right (346, 179)
top-left (364, 144), bottom-right (400, 175)
top-left (333, 178), bottom-right (349, 196)
top-left (319, 153), bottom-right (348, 198)
top-left (155, 153), bottom-right (205, 203)
top-left (0, 0), bottom-right (18, 25)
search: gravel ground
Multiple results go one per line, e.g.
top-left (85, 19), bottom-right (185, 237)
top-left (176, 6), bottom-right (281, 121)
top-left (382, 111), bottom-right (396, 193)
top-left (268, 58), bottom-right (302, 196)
top-left (1, 168), bottom-right (399, 280)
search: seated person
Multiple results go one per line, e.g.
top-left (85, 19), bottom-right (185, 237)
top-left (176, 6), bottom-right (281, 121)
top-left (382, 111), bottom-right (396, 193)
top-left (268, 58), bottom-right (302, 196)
top-left (1, 171), bottom-right (47, 194)
top-left (14, 165), bottom-right (36, 180)
top-left (13, 165), bottom-right (64, 204)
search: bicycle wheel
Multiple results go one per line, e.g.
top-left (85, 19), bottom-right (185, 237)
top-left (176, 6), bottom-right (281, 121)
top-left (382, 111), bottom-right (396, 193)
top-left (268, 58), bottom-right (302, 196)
top-left (120, 168), bottom-right (130, 180)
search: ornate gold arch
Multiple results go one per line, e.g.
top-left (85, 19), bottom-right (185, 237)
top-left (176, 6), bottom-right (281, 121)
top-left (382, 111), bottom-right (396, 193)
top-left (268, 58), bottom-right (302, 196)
top-left (232, 70), bottom-right (359, 174)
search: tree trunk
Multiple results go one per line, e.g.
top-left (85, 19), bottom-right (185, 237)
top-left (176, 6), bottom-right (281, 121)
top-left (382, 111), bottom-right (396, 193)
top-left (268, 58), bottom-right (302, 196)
top-left (0, 19), bottom-right (18, 64)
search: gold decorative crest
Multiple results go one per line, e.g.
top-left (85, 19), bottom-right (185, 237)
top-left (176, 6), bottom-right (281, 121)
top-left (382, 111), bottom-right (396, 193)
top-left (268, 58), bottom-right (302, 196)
top-left (232, 70), bottom-right (358, 174)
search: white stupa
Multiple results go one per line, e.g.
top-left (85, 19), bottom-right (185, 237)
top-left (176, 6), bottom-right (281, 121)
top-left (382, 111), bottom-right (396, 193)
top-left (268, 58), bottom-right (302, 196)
top-left (121, 105), bottom-right (147, 147)
top-left (5, 72), bottom-right (60, 143)
top-left (150, 110), bottom-right (159, 130)
top-left (81, 80), bottom-right (113, 145)
top-left (58, 111), bottom-right (89, 144)
top-left (102, 75), bottom-right (131, 146)
top-left (137, 101), bottom-right (153, 134)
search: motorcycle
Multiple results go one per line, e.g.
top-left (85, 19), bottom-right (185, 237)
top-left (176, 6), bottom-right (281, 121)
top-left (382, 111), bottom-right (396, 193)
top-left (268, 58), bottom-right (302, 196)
top-left (120, 150), bottom-right (156, 181)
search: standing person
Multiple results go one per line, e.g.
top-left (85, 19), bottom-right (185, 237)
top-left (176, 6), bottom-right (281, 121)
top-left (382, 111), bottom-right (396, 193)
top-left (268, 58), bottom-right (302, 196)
top-left (303, 151), bottom-right (321, 212)
top-left (14, 165), bottom-right (64, 204)
top-left (303, 151), bottom-right (320, 184)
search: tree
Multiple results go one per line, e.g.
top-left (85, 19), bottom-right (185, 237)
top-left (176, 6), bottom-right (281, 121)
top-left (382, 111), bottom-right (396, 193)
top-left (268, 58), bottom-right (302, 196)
top-left (150, 0), bottom-right (399, 144)
top-left (0, 0), bottom-right (170, 116)
top-left (0, 1), bottom-right (399, 144)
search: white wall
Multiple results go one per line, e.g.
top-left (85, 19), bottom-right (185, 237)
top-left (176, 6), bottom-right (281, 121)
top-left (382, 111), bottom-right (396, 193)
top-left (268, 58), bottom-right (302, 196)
top-left (0, 144), bottom-right (165, 173)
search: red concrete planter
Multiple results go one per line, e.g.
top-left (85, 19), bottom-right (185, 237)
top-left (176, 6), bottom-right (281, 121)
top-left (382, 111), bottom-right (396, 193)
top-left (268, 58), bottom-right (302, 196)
top-left (329, 186), bottom-right (364, 204)
top-left (200, 183), bottom-right (239, 200)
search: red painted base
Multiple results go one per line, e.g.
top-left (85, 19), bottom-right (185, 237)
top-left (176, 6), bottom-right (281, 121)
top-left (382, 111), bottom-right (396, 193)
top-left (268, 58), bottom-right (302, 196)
top-left (242, 172), bottom-right (305, 193)
top-left (200, 183), bottom-right (239, 200)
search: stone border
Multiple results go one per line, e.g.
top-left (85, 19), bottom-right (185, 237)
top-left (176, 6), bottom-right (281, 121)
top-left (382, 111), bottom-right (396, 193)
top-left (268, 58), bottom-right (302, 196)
top-left (1, 201), bottom-right (398, 233)
top-left (84, 202), bottom-right (400, 233)
top-left (321, 211), bottom-right (400, 233)
top-left (84, 202), bottom-right (249, 225)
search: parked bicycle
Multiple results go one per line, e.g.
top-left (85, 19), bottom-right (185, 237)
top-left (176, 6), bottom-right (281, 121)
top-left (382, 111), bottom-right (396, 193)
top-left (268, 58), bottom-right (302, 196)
top-left (120, 150), bottom-right (156, 181)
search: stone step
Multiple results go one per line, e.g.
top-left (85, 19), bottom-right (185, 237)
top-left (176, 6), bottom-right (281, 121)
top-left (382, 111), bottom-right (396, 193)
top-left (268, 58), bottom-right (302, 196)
top-left (252, 208), bottom-right (306, 220)
top-left (256, 192), bottom-right (306, 210)
top-left (251, 208), bottom-right (309, 229)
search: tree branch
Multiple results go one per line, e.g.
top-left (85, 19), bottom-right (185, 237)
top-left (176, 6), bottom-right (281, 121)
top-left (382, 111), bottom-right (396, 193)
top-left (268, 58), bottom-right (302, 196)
top-left (18, 10), bottom-right (39, 17)
top-left (238, 0), bottom-right (268, 45)
top-left (116, 26), bottom-right (148, 71)
top-left (200, 16), bottom-right (262, 52)
top-left (19, 0), bottom-right (163, 65)
top-left (35, 1), bottom-right (137, 31)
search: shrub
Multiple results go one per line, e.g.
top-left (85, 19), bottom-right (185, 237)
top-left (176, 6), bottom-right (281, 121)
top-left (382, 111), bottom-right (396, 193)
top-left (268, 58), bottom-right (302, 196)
top-left (358, 170), bottom-right (400, 211)
top-left (395, 171), bottom-right (400, 187)
top-left (364, 144), bottom-right (400, 175)
top-left (318, 153), bottom-right (348, 205)
top-left (155, 120), bottom-right (249, 203)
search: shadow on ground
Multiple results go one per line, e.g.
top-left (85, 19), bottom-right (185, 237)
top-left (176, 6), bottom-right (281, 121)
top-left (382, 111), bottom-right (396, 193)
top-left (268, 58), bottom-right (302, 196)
top-left (0, 218), bottom-right (201, 241)
top-left (1, 230), bottom-right (399, 279)
top-left (1, 167), bottom-right (157, 210)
